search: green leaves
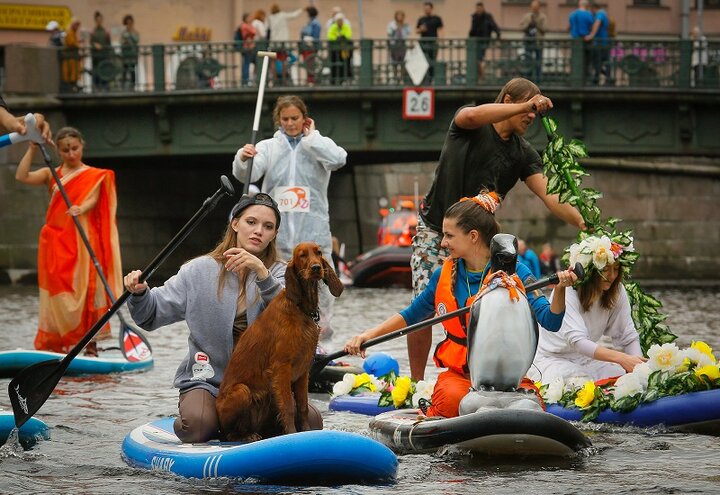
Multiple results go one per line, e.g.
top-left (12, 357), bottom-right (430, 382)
top-left (541, 115), bottom-right (677, 355)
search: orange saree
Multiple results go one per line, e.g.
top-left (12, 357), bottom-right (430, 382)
top-left (34, 166), bottom-right (123, 352)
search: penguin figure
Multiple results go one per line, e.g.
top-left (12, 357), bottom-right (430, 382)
top-left (459, 234), bottom-right (542, 414)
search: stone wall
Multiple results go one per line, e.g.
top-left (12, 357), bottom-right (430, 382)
top-left (349, 158), bottom-right (720, 280)
top-left (1, 154), bottom-right (718, 284)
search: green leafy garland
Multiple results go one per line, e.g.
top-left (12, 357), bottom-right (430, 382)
top-left (540, 116), bottom-right (677, 354)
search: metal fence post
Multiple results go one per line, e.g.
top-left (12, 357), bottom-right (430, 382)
top-left (360, 39), bottom-right (373, 88)
top-left (152, 44), bottom-right (166, 92)
top-left (466, 38), bottom-right (478, 86)
top-left (678, 39), bottom-right (692, 89)
top-left (570, 38), bottom-right (585, 88)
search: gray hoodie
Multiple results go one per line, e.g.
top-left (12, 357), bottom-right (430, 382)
top-left (128, 255), bottom-right (286, 396)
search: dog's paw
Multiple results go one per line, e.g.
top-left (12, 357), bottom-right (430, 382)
top-left (242, 433), bottom-right (263, 443)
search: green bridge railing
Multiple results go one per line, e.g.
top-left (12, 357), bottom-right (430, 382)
top-left (55, 37), bottom-right (719, 94)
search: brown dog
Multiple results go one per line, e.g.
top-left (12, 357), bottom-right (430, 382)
top-left (216, 242), bottom-right (344, 442)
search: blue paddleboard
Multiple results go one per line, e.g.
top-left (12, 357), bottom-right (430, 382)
top-left (0, 412), bottom-right (50, 449)
top-left (329, 393), bottom-right (396, 416)
top-left (0, 349), bottom-right (153, 378)
top-left (122, 418), bottom-right (398, 483)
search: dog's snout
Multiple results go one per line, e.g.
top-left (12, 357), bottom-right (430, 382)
top-left (310, 263), bottom-right (322, 274)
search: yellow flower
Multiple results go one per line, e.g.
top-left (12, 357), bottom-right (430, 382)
top-left (534, 381), bottom-right (543, 390)
top-left (391, 376), bottom-right (412, 408)
top-left (691, 341), bottom-right (716, 364)
top-left (695, 365), bottom-right (720, 381)
top-left (574, 381), bottom-right (597, 408)
top-left (353, 373), bottom-right (373, 389)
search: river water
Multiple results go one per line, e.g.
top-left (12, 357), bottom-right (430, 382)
top-left (1, 284), bottom-right (719, 494)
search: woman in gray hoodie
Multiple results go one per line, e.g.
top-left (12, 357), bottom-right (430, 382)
top-left (124, 193), bottom-right (320, 442)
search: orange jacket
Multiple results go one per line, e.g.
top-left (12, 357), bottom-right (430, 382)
top-left (432, 259), bottom-right (481, 375)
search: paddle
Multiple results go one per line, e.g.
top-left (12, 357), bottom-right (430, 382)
top-left (25, 114), bottom-right (152, 361)
top-left (309, 262), bottom-right (585, 380)
top-left (242, 50), bottom-right (276, 195)
top-left (8, 176), bottom-right (235, 428)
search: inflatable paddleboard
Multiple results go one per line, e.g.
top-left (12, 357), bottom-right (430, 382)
top-left (0, 412), bottom-right (50, 449)
top-left (0, 349), bottom-right (153, 378)
top-left (547, 388), bottom-right (720, 436)
top-left (330, 393), bottom-right (395, 416)
top-left (122, 418), bottom-right (398, 483)
top-left (369, 408), bottom-right (592, 457)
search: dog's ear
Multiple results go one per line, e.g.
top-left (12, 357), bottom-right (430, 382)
top-left (284, 260), bottom-right (303, 305)
top-left (322, 256), bottom-right (344, 297)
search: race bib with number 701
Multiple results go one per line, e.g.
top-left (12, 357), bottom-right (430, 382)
top-left (274, 186), bottom-right (310, 213)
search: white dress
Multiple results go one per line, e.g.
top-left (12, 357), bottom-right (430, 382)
top-left (528, 285), bottom-right (642, 383)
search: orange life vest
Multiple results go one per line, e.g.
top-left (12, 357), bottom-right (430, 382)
top-left (432, 259), bottom-right (483, 375)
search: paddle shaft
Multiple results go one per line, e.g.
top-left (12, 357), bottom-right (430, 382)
top-left (9, 176), bottom-right (234, 427)
top-left (243, 51), bottom-right (276, 195)
top-left (311, 264), bottom-right (583, 374)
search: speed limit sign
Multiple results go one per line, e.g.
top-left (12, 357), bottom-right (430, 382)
top-left (402, 87), bottom-right (435, 120)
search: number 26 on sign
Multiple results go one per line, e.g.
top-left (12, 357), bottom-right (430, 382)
top-left (402, 87), bottom-right (435, 120)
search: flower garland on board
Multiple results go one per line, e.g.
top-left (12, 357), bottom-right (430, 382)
top-left (541, 115), bottom-right (677, 353)
top-left (332, 371), bottom-right (434, 409)
top-left (538, 341), bottom-right (720, 421)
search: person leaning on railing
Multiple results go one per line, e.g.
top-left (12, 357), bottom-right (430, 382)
top-left (327, 13), bottom-right (353, 85)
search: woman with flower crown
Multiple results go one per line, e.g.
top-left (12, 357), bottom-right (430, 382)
top-left (529, 233), bottom-right (646, 385)
top-left (344, 191), bottom-right (578, 418)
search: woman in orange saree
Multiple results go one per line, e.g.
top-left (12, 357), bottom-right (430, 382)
top-left (15, 127), bottom-right (122, 354)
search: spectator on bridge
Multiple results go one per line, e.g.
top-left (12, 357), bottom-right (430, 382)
top-left (468, 1), bottom-right (500, 80)
top-left (15, 127), bottom-right (122, 357)
top-left (585, 2), bottom-right (612, 86)
top-left (90, 11), bottom-right (112, 91)
top-left (406, 77), bottom-right (585, 381)
top-left (416, 2), bottom-right (443, 84)
top-left (568, 0), bottom-right (594, 82)
top-left (267, 3), bottom-right (303, 85)
top-left (519, 0), bottom-right (547, 83)
top-left (325, 6), bottom-right (351, 33)
top-left (232, 95), bottom-right (347, 339)
top-left (62, 18), bottom-right (82, 92)
top-left (328, 13), bottom-right (353, 84)
top-left (691, 26), bottom-right (709, 88)
top-left (518, 239), bottom-right (541, 279)
top-left (235, 13), bottom-right (257, 87)
top-left (387, 10), bottom-right (410, 84)
top-left (120, 15), bottom-right (140, 91)
top-left (46, 20), bottom-right (65, 47)
top-left (299, 6), bottom-right (322, 85)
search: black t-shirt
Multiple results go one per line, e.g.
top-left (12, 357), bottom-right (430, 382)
top-left (417, 15), bottom-right (443, 38)
top-left (420, 113), bottom-right (543, 231)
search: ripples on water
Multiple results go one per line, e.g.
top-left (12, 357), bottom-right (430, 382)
top-left (1, 285), bottom-right (719, 494)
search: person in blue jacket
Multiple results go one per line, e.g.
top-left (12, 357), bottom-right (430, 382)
top-left (518, 238), bottom-right (541, 279)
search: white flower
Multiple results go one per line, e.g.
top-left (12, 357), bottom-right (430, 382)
top-left (332, 373), bottom-right (356, 396)
top-left (370, 375), bottom-right (385, 392)
top-left (631, 361), bottom-right (653, 388)
top-left (565, 375), bottom-right (589, 391)
top-left (544, 377), bottom-right (565, 404)
top-left (613, 373), bottom-right (644, 399)
top-left (568, 240), bottom-right (592, 270)
top-left (682, 347), bottom-right (715, 368)
top-left (647, 343), bottom-right (683, 371)
top-left (625, 236), bottom-right (635, 252)
top-left (587, 235), bottom-right (615, 270)
top-left (411, 380), bottom-right (434, 408)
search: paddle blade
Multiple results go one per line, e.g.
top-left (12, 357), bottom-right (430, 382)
top-left (8, 359), bottom-right (67, 428)
top-left (121, 325), bottom-right (153, 362)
